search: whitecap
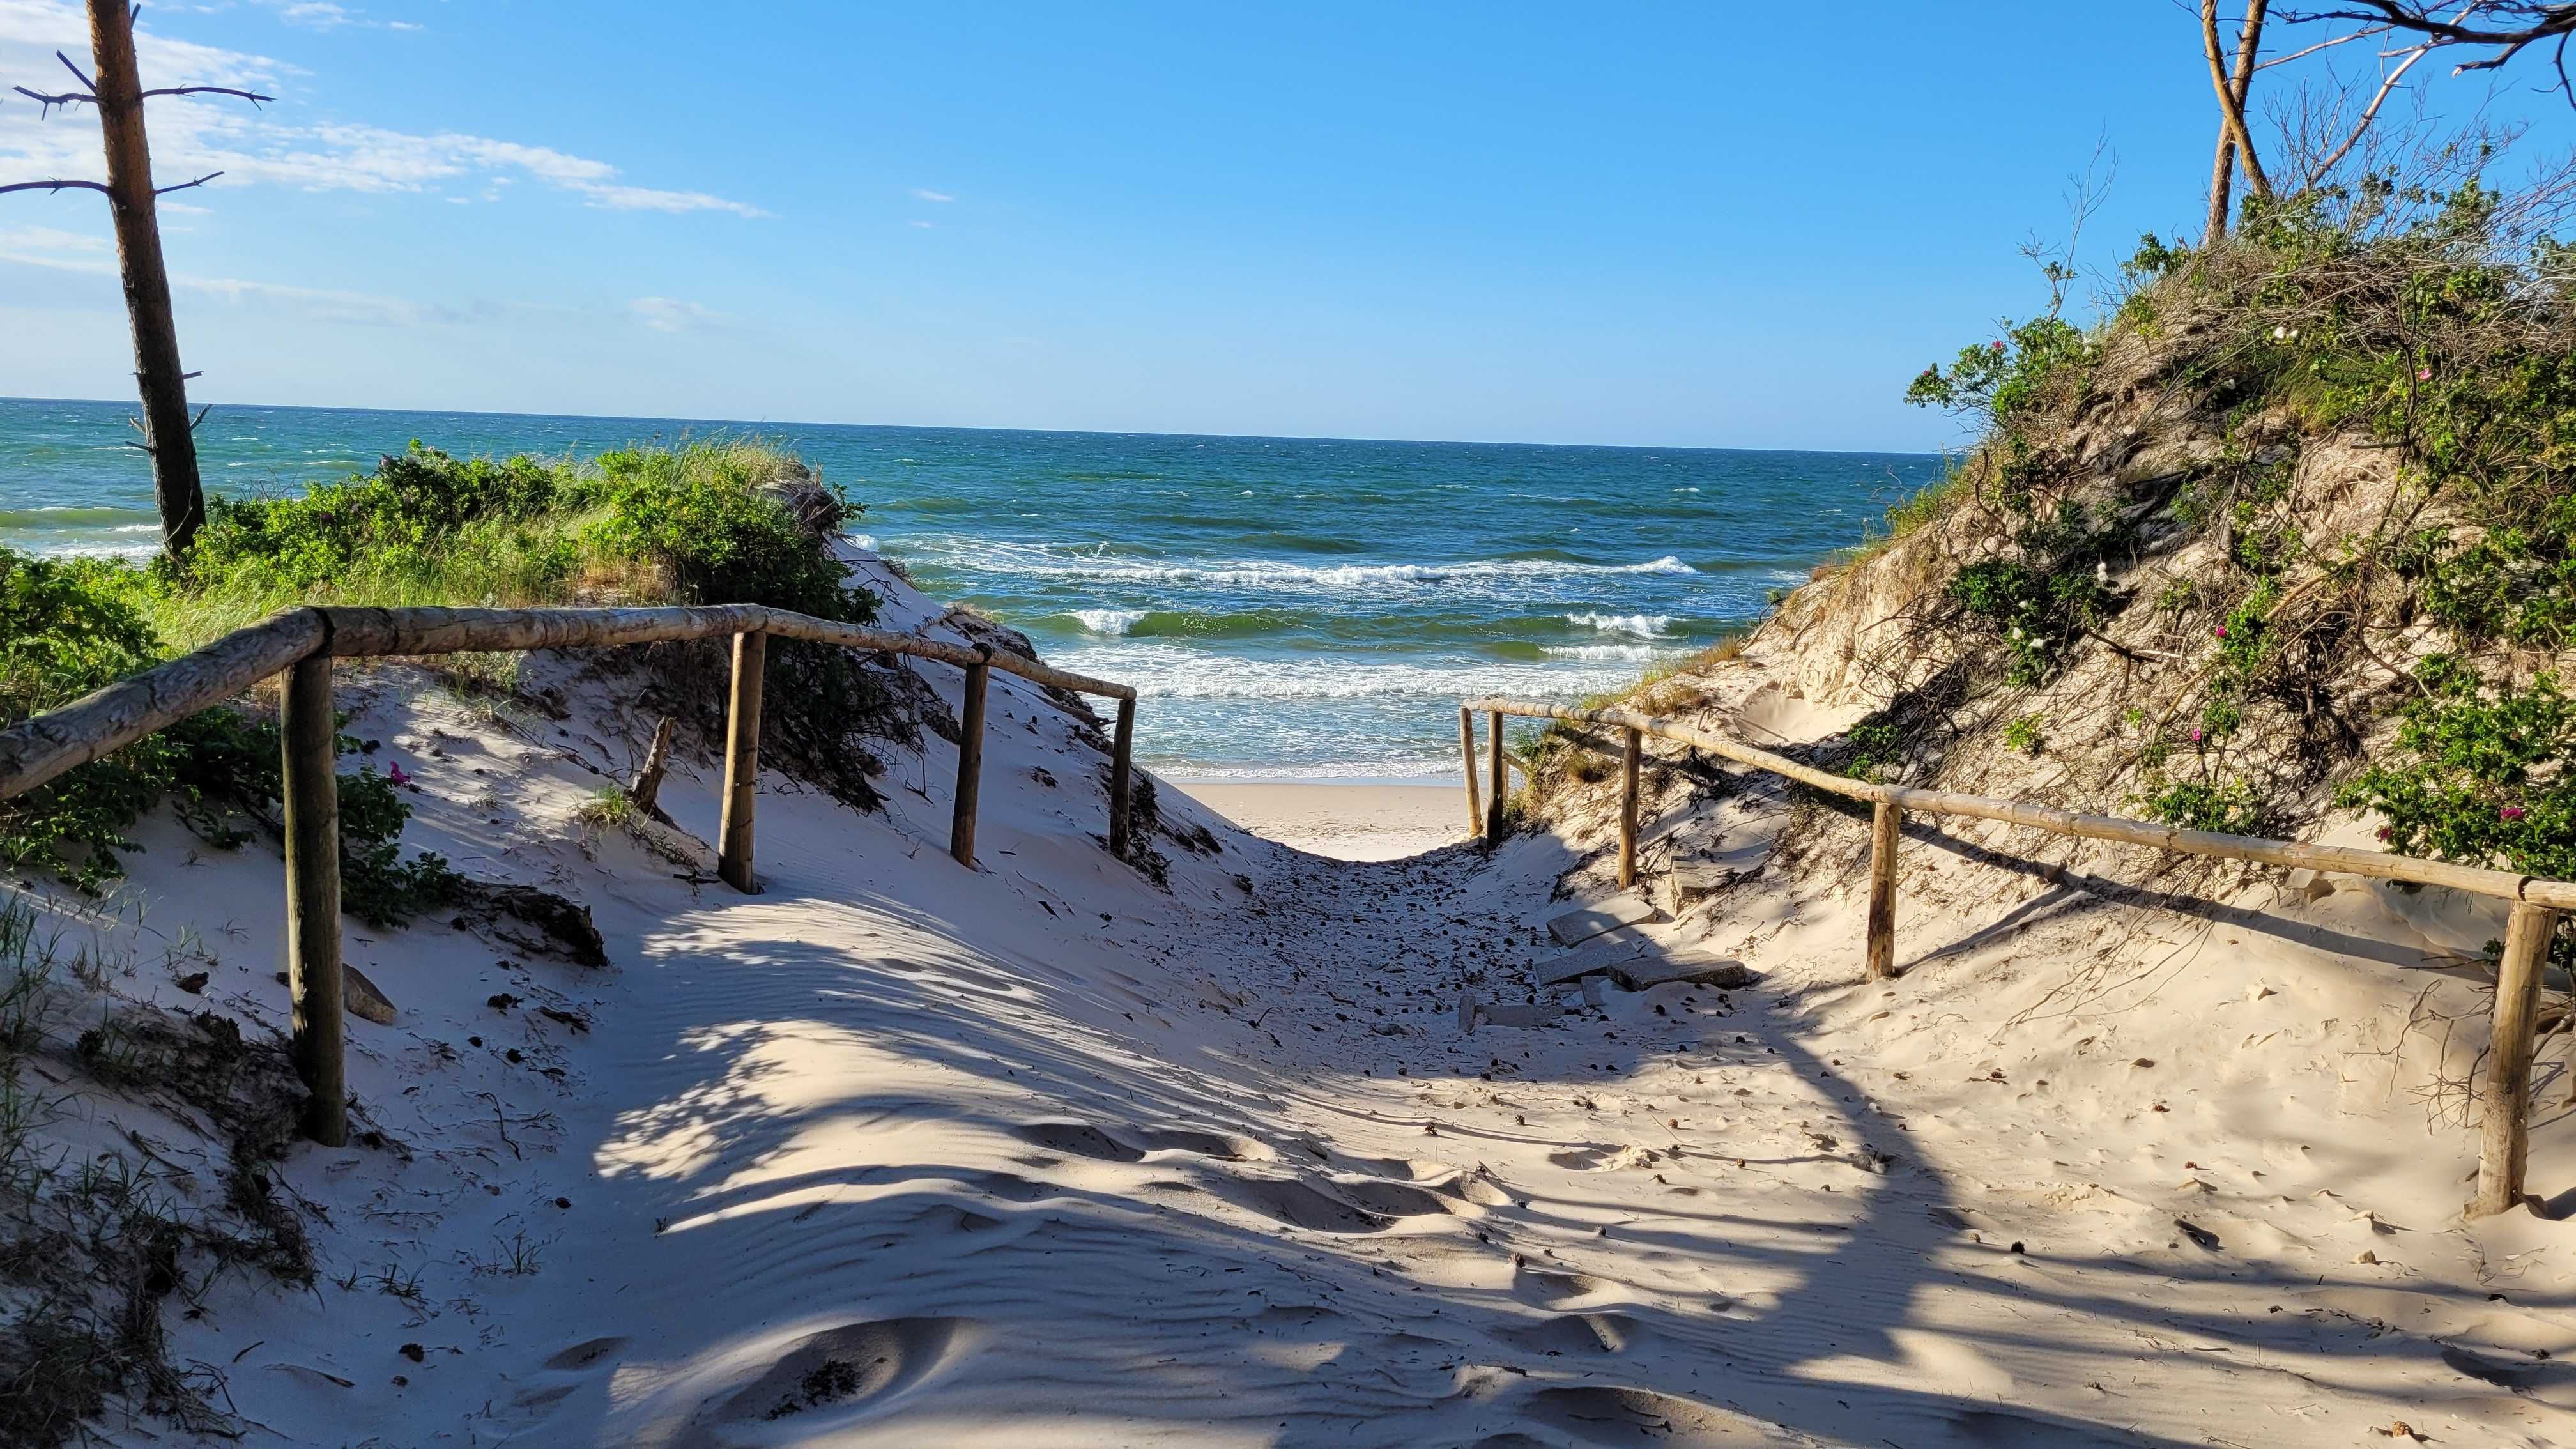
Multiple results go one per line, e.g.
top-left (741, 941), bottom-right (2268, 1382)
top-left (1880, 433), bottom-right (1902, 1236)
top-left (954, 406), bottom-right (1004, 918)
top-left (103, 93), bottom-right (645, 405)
top-left (1564, 611), bottom-right (1675, 638)
top-left (1542, 643), bottom-right (1669, 661)
top-left (910, 540), bottom-right (1698, 590)
top-left (1071, 608), bottom-right (1147, 635)
top-left (1049, 641), bottom-right (1665, 703)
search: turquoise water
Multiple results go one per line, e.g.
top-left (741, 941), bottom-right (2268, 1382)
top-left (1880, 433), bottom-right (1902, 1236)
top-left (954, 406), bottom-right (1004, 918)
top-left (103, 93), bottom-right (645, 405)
top-left (0, 397), bottom-right (1941, 779)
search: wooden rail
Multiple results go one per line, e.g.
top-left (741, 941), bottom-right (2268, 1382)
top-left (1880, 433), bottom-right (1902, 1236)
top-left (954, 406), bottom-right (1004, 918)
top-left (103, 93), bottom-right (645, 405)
top-left (1462, 696), bottom-right (2573, 1220)
top-left (0, 604), bottom-right (1140, 1148)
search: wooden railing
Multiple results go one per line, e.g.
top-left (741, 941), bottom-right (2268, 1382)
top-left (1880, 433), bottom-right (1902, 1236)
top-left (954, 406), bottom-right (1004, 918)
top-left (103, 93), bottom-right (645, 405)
top-left (0, 604), bottom-right (1140, 1149)
top-left (1461, 696), bottom-right (2576, 1220)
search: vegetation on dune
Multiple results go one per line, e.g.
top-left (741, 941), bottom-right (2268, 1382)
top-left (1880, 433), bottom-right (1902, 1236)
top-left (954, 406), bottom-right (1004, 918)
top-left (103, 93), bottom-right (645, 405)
top-left (1867, 151), bottom-right (2576, 936)
top-left (1549, 125), bottom-right (2576, 981)
top-left (1, 438), bottom-right (890, 900)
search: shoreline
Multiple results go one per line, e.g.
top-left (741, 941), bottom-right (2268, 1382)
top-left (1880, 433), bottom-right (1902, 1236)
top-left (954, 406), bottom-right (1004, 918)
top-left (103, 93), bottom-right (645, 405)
top-left (1168, 780), bottom-right (1469, 861)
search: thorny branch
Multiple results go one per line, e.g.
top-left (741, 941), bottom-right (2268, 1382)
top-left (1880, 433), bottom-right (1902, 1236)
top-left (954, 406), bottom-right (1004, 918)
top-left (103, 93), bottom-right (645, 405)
top-left (5, 47), bottom-right (270, 193)
top-left (2280, 2), bottom-right (2576, 92)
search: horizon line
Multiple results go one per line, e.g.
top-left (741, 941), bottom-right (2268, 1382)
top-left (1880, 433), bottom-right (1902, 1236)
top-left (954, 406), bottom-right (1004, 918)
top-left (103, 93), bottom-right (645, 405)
top-left (0, 395), bottom-right (1955, 461)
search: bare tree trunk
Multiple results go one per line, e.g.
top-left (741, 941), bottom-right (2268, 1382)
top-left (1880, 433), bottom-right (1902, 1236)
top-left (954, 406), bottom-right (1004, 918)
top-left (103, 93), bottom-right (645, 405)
top-left (2201, 0), bottom-right (2272, 236)
top-left (88, 0), bottom-right (204, 556)
top-left (2207, 127), bottom-right (2237, 243)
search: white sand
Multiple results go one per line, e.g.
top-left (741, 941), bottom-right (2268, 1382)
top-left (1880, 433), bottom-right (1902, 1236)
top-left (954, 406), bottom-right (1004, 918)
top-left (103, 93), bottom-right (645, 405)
top-left (17, 549), bottom-right (2571, 1446)
top-left (1170, 781), bottom-right (1468, 861)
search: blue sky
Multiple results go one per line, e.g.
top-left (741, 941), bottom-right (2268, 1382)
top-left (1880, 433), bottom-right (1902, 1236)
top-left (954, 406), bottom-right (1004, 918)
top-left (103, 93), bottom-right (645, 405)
top-left (1, 1), bottom-right (2569, 449)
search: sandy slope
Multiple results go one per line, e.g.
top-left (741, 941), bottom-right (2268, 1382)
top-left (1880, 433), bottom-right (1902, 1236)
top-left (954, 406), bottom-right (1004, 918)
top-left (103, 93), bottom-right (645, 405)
top-left (15, 555), bottom-right (2574, 1447)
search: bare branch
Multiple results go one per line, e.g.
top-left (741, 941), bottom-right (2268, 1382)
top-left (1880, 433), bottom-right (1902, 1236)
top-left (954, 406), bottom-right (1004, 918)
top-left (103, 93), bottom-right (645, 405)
top-left (2278, 2), bottom-right (2576, 91)
top-left (139, 84), bottom-right (271, 105)
top-left (12, 84), bottom-right (93, 114)
top-left (0, 178), bottom-right (111, 196)
top-left (153, 170), bottom-right (220, 195)
top-left (2260, 22), bottom-right (2396, 65)
top-left (2303, 41), bottom-right (2437, 183)
top-left (54, 50), bottom-right (96, 96)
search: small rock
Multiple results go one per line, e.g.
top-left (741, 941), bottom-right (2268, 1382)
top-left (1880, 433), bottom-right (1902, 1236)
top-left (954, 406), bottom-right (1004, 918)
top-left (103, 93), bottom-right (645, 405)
top-left (2357, 1250), bottom-right (2379, 1265)
top-left (342, 965), bottom-right (398, 1026)
top-left (176, 971), bottom-right (208, 994)
top-left (399, 1343), bottom-right (425, 1363)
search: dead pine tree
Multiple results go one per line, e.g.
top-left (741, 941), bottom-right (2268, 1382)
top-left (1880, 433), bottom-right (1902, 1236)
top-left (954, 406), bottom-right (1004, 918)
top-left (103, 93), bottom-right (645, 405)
top-left (2202, 1), bottom-right (2272, 241)
top-left (3, 2), bottom-right (270, 556)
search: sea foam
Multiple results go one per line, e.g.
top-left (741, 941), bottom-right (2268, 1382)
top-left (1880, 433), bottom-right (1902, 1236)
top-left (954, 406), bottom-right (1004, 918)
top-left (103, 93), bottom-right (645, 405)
top-left (1072, 608), bottom-right (1148, 634)
top-left (1564, 611), bottom-right (1675, 638)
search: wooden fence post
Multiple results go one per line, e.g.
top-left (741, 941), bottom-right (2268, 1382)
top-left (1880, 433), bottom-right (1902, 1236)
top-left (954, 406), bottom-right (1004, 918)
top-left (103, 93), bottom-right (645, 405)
top-left (1459, 706), bottom-right (1482, 834)
top-left (1865, 800), bottom-right (1901, 981)
top-left (717, 630), bottom-right (765, 894)
top-left (2474, 901), bottom-right (2560, 1217)
top-left (1107, 695), bottom-right (1137, 858)
top-left (1485, 709), bottom-right (1506, 844)
top-left (1618, 725), bottom-right (1641, 889)
top-left (280, 654), bottom-right (346, 1147)
top-left (951, 648), bottom-right (991, 868)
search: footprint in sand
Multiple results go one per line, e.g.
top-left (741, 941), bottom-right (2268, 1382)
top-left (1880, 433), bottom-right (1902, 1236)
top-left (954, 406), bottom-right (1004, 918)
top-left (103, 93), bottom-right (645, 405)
top-left (505, 1335), bottom-right (632, 1419)
top-left (1201, 1174), bottom-right (1395, 1233)
top-left (1133, 1126), bottom-right (1273, 1160)
top-left (677, 1317), bottom-right (968, 1447)
top-left (1010, 1121), bottom-right (1144, 1162)
top-left (1328, 1176), bottom-right (1455, 1217)
top-left (1494, 1311), bottom-right (1645, 1356)
top-left (1519, 1385), bottom-right (1799, 1446)
top-left (1511, 1265), bottom-right (1613, 1306)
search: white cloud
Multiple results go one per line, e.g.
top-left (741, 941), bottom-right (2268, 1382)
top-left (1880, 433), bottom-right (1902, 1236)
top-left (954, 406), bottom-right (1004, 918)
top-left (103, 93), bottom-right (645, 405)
top-left (0, 236), bottom-right (424, 324)
top-left (0, 222), bottom-right (105, 250)
top-left (628, 296), bottom-right (724, 333)
top-left (910, 187), bottom-right (954, 203)
top-left (907, 218), bottom-right (935, 229)
top-left (273, 1), bottom-right (351, 27)
top-left (0, 1), bottom-right (762, 215)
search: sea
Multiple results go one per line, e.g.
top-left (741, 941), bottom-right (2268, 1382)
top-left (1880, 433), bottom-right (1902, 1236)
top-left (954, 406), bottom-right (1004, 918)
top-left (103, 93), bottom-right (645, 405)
top-left (0, 397), bottom-right (1943, 781)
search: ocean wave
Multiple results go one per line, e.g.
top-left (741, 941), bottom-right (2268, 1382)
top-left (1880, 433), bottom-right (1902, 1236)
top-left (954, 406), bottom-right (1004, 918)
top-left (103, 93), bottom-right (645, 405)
top-left (1542, 643), bottom-right (1669, 661)
top-left (1564, 611), bottom-right (1675, 638)
top-left (1163, 757), bottom-right (1464, 783)
top-left (1052, 643), bottom-right (1662, 703)
top-left (917, 540), bottom-right (1699, 590)
top-left (1071, 608), bottom-right (1148, 634)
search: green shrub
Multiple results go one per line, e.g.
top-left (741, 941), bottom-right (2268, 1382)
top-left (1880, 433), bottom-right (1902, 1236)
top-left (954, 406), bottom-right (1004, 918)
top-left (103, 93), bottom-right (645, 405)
top-left (1844, 719), bottom-right (1905, 783)
top-left (2002, 714), bottom-right (2044, 755)
top-left (1946, 558), bottom-right (2112, 686)
top-left (5, 546), bottom-right (481, 916)
top-left (2142, 777), bottom-right (2263, 835)
top-left (169, 438), bottom-right (877, 645)
top-left (1906, 314), bottom-right (2096, 428)
top-left (2338, 657), bottom-right (2576, 881)
top-left (1, 553), bottom-right (274, 892)
top-left (579, 445), bottom-right (871, 621)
